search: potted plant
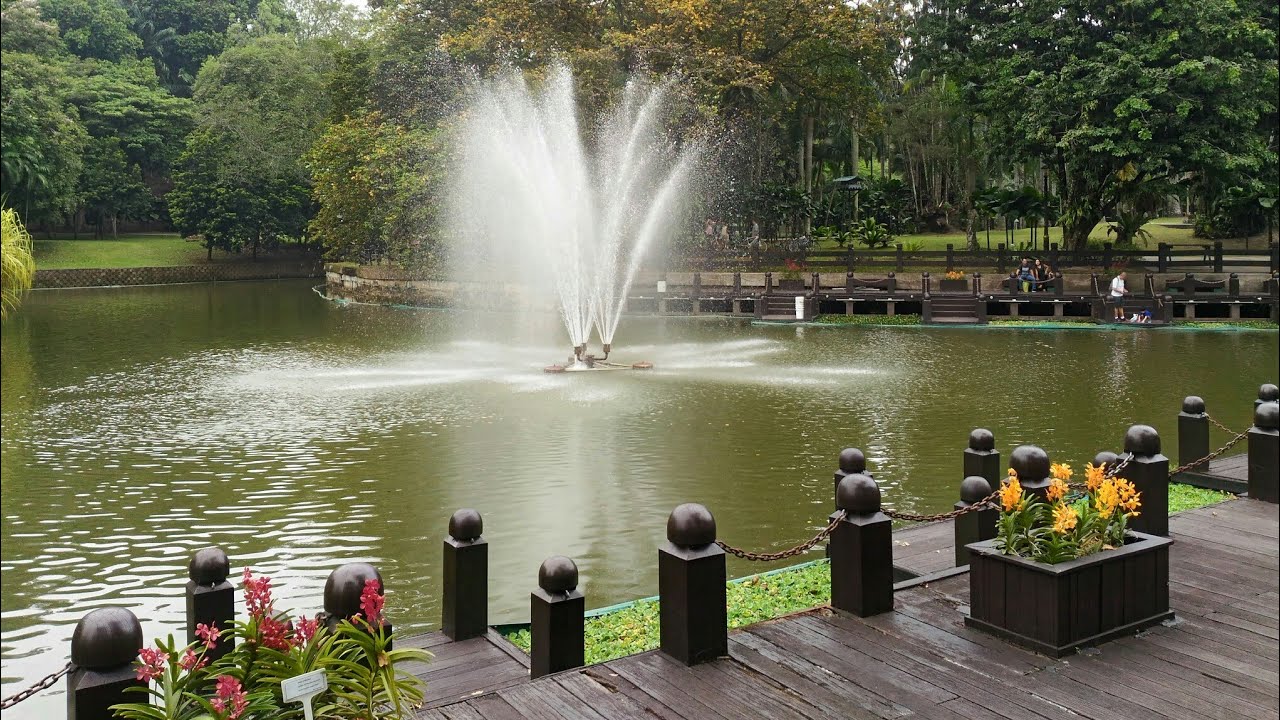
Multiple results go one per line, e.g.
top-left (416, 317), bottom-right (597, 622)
top-left (939, 269), bottom-right (968, 293)
top-left (113, 569), bottom-right (431, 720)
top-left (778, 258), bottom-right (807, 291)
top-left (965, 460), bottom-right (1173, 657)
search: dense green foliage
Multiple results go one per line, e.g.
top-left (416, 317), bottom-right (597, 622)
top-left (1, 208), bottom-right (36, 318)
top-left (0, 0), bottom-right (1274, 266)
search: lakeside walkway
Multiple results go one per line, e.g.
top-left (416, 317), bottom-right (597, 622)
top-left (404, 497), bottom-right (1278, 719)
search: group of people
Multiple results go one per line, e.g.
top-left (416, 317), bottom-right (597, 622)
top-left (1013, 257), bottom-right (1056, 291)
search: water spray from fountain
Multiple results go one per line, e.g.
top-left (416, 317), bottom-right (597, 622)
top-left (450, 65), bottom-right (700, 370)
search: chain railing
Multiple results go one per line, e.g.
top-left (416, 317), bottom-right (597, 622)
top-left (1169, 430), bottom-right (1249, 477)
top-left (718, 453), bottom-right (1146, 561)
top-left (716, 511), bottom-right (846, 562)
top-left (1206, 413), bottom-right (1242, 436)
top-left (0, 662), bottom-right (71, 710)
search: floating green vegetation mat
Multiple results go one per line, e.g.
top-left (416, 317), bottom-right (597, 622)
top-left (501, 483), bottom-right (1230, 664)
top-left (812, 314), bottom-right (922, 326)
top-left (1177, 320), bottom-right (1277, 331)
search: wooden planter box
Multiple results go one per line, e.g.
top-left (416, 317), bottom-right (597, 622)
top-left (938, 278), bottom-right (969, 293)
top-left (965, 532), bottom-right (1173, 657)
top-left (776, 278), bottom-right (806, 292)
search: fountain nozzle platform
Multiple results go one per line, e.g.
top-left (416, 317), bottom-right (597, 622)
top-left (543, 346), bottom-right (652, 373)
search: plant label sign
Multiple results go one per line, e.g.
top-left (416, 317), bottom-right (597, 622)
top-left (657, 280), bottom-right (667, 293)
top-left (794, 295), bottom-right (804, 319)
top-left (282, 669), bottom-right (327, 720)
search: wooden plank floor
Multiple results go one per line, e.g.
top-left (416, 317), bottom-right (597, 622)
top-left (420, 498), bottom-right (1278, 719)
top-left (1175, 452), bottom-right (1249, 493)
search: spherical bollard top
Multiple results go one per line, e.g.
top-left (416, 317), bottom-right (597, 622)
top-left (666, 503), bottom-right (716, 546)
top-left (1124, 425), bottom-right (1161, 456)
top-left (538, 555), bottom-right (578, 594)
top-left (1181, 396), bottom-right (1206, 415)
top-left (968, 428), bottom-right (995, 452)
top-left (837, 473), bottom-right (881, 514)
top-left (448, 508), bottom-right (484, 541)
top-left (188, 547), bottom-right (230, 585)
top-left (1009, 445), bottom-right (1050, 480)
top-left (324, 562), bottom-right (382, 619)
top-left (71, 607), bottom-right (144, 670)
top-left (1093, 451), bottom-right (1119, 469)
top-left (838, 447), bottom-right (866, 474)
top-left (1259, 384), bottom-right (1280, 403)
top-left (1255, 401), bottom-right (1279, 431)
top-left (959, 476), bottom-right (993, 504)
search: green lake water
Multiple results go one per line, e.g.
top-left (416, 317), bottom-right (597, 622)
top-left (2, 278), bottom-right (1276, 711)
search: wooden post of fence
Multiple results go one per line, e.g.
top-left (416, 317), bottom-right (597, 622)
top-left (68, 608), bottom-right (145, 720)
top-left (1177, 397), bottom-right (1210, 476)
top-left (1102, 242), bottom-right (1113, 271)
top-left (442, 509), bottom-right (488, 641)
top-left (896, 243), bottom-right (904, 272)
top-left (692, 273), bottom-right (702, 315)
top-left (846, 245), bottom-right (855, 272)
top-left (1255, 383), bottom-right (1278, 409)
top-left (1119, 426), bottom-right (1170, 536)
top-left (1270, 242), bottom-right (1279, 273)
top-left (530, 556), bottom-right (585, 678)
top-left (972, 272), bottom-right (982, 297)
top-left (763, 271), bottom-right (773, 296)
top-left (1158, 243), bottom-right (1169, 273)
top-left (997, 244), bottom-right (1007, 274)
top-left (185, 547), bottom-right (235, 661)
top-left (1049, 242), bottom-right (1059, 269)
top-left (1009, 445), bottom-right (1051, 501)
top-left (1229, 273), bottom-right (1240, 299)
top-left (946, 243), bottom-right (955, 268)
top-left (659, 503), bottom-right (726, 665)
top-left (964, 429), bottom-right (1001, 486)
top-left (922, 272), bottom-right (932, 298)
top-left (733, 272), bottom-right (742, 296)
top-left (1248, 402), bottom-right (1279, 503)
top-left (324, 563), bottom-right (391, 639)
top-left (1213, 241), bottom-right (1224, 273)
top-left (830, 474), bottom-right (893, 617)
top-left (954, 476), bottom-right (997, 567)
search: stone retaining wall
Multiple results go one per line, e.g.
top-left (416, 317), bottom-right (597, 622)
top-left (35, 260), bottom-right (323, 289)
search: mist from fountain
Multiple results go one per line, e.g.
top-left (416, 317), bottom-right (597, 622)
top-left (450, 65), bottom-right (699, 352)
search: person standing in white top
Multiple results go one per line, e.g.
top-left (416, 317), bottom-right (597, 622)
top-left (1109, 271), bottom-right (1129, 321)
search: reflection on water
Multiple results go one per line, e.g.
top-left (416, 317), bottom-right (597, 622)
top-left (2, 280), bottom-right (1276, 714)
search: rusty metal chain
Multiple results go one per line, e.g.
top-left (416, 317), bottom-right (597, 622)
top-left (883, 487), bottom-right (1002, 522)
top-left (1169, 431), bottom-right (1248, 477)
top-left (716, 511), bottom-right (846, 562)
top-left (1205, 413), bottom-right (1241, 436)
top-left (1, 662), bottom-right (71, 710)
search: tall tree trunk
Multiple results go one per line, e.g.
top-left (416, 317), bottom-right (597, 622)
top-left (803, 116), bottom-right (814, 236)
top-left (110, 214), bottom-right (118, 239)
top-left (850, 120), bottom-right (860, 224)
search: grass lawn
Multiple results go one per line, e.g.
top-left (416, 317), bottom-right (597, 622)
top-left (501, 483), bottom-right (1231, 664)
top-left (33, 234), bottom-right (209, 269)
top-left (32, 234), bottom-right (314, 269)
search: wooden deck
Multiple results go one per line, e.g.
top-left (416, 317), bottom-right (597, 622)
top-left (410, 498), bottom-right (1278, 719)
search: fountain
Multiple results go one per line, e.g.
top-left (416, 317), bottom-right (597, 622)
top-left (450, 65), bottom-right (700, 371)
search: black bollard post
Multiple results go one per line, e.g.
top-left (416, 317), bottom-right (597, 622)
top-left (442, 509), bottom-right (488, 640)
top-left (963, 429), bottom-right (1001, 486)
top-left (1177, 396), bottom-right (1210, 476)
top-left (1248, 402), bottom-right (1279, 503)
top-left (324, 563), bottom-right (391, 642)
top-left (1093, 451), bottom-right (1119, 473)
top-left (68, 608), bottom-right (145, 720)
top-left (830, 474), bottom-right (893, 617)
top-left (1256, 383), bottom-right (1279, 409)
top-left (1119, 425), bottom-right (1170, 537)
top-left (954, 476), bottom-right (997, 567)
top-left (834, 447), bottom-right (870, 508)
top-left (185, 547), bottom-right (234, 661)
top-left (658, 503), bottom-right (726, 665)
top-left (530, 556), bottom-right (585, 678)
top-left (1009, 445), bottom-right (1052, 502)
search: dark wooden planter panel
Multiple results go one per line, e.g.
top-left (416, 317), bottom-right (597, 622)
top-left (938, 279), bottom-right (969, 293)
top-left (965, 531), bottom-right (1173, 657)
top-left (776, 279), bottom-right (806, 291)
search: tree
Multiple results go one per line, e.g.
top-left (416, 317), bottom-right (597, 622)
top-left (38, 0), bottom-right (142, 61)
top-left (1, 208), bottom-right (36, 319)
top-left (168, 34), bottom-right (326, 257)
top-left (917, 0), bottom-right (1279, 249)
top-left (0, 46), bottom-right (88, 226)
